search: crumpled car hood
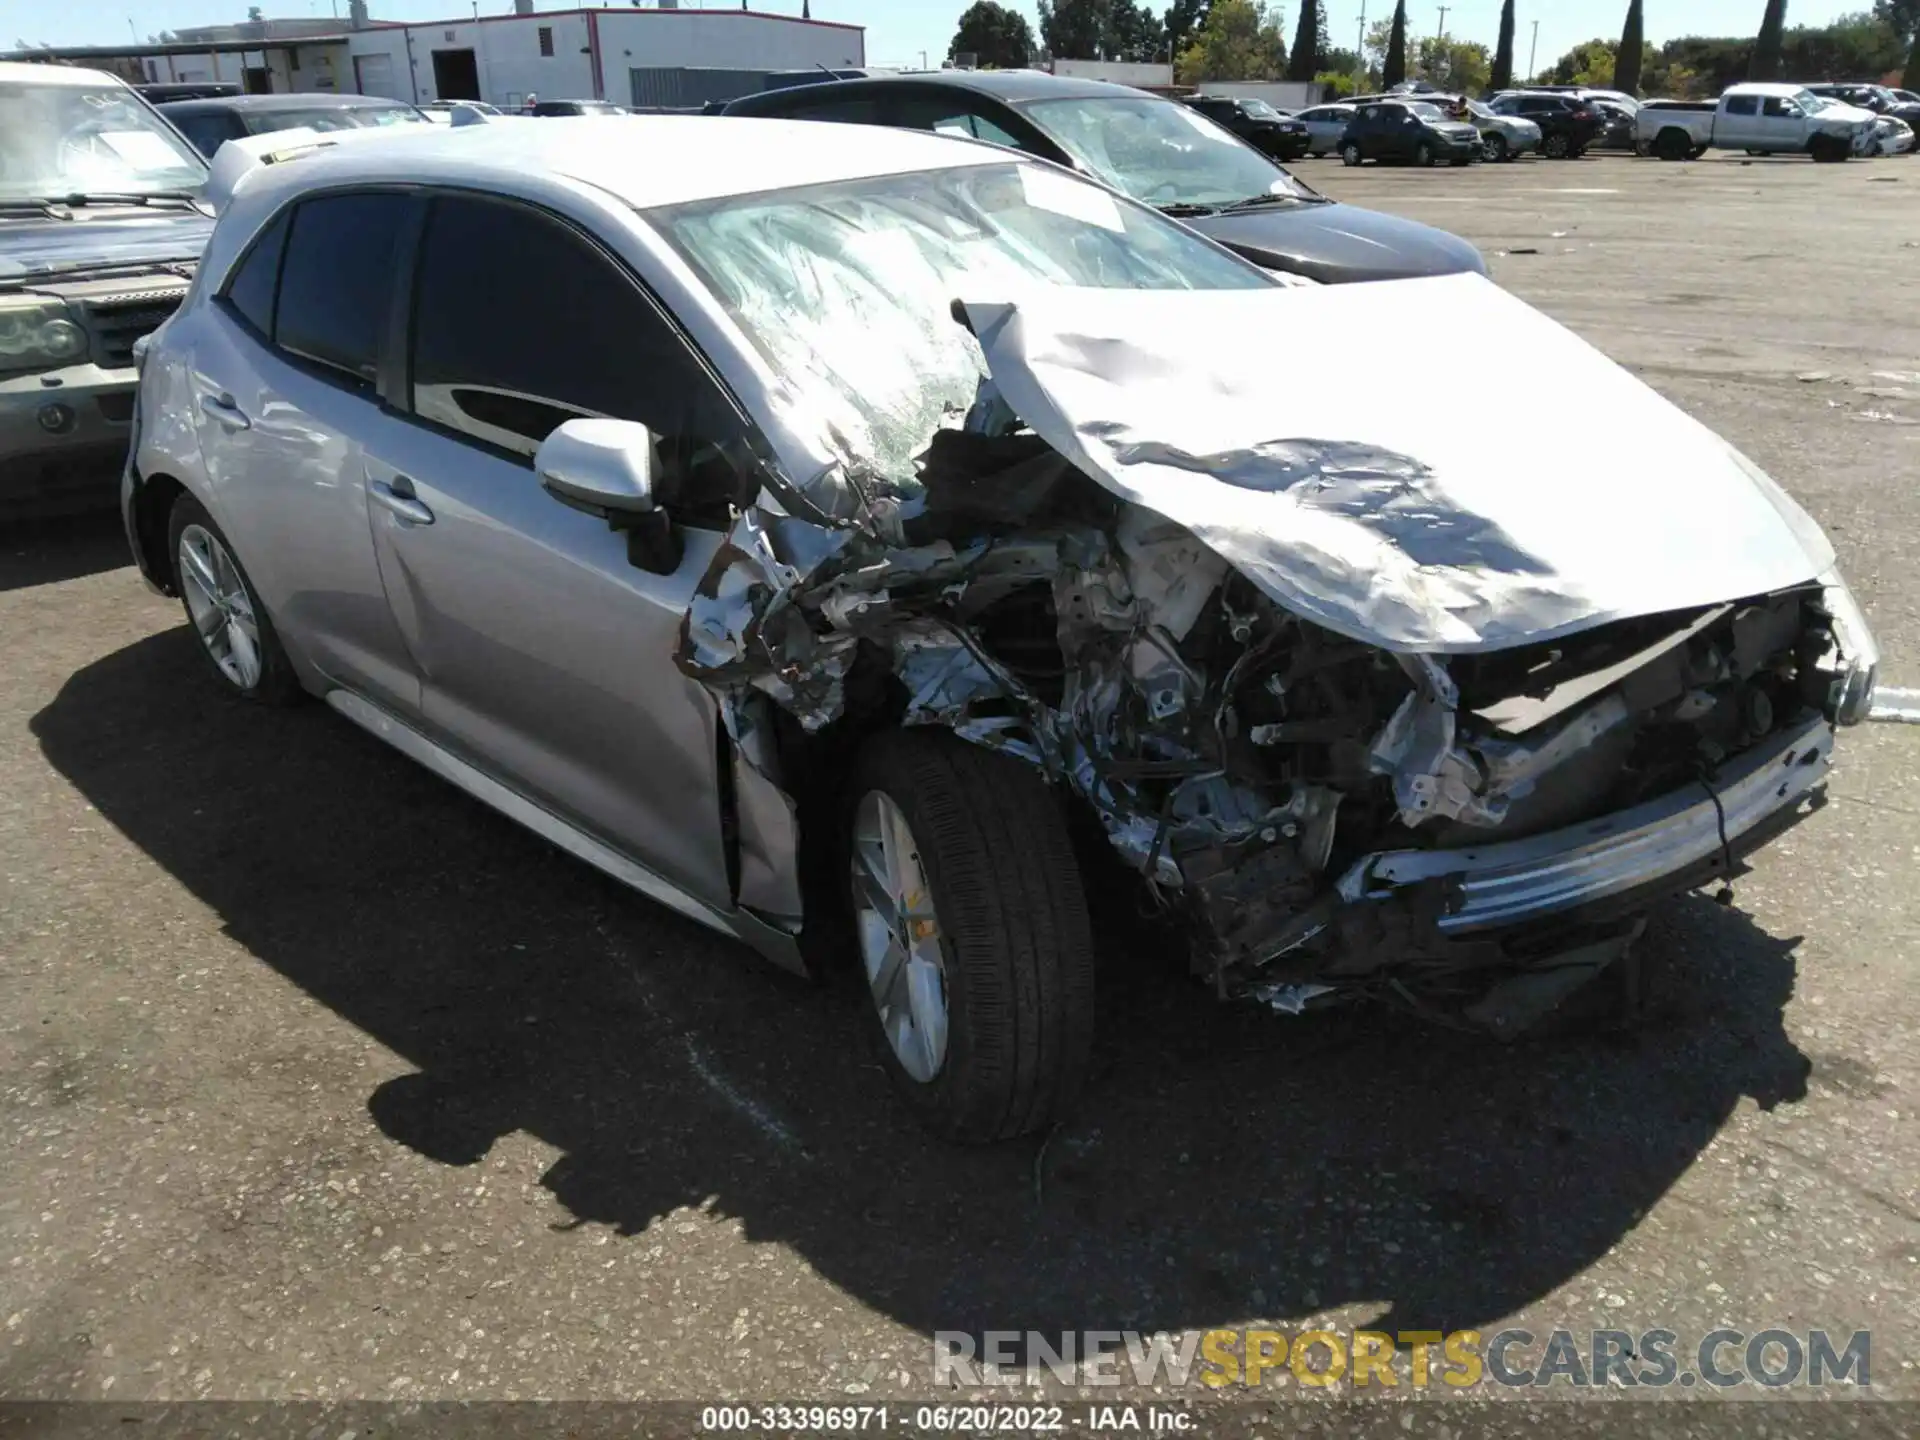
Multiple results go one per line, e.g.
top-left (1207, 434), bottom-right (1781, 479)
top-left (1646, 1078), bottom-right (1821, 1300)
top-left (962, 273), bottom-right (1834, 654)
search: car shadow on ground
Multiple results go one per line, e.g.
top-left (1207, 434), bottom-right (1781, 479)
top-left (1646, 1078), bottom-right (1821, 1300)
top-left (33, 625), bottom-right (1813, 1340)
top-left (0, 513), bottom-right (131, 594)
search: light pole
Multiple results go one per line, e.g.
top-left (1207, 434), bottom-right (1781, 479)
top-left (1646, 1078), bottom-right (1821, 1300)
top-left (1356, 0), bottom-right (1367, 82)
top-left (1528, 19), bottom-right (1540, 82)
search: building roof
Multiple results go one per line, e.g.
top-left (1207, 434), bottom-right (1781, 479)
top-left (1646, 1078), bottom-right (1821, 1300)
top-left (241, 114), bottom-right (1001, 212)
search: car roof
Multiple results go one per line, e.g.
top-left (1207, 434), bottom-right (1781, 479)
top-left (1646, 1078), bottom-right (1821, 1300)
top-left (0, 61), bottom-right (124, 86)
top-left (1725, 82), bottom-right (1809, 98)
top-left (161, 93), bottom-right (414, 115)
top-left (233, 114), bottom-right (1008, 212)
top-left (738, 69), bottom-right (1141, 107)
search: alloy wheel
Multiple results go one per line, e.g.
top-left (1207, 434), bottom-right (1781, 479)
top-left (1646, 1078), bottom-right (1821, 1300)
top-left (177, 523), bottom-right (263, 690)
top-left (851, 791), bottom-right (949, 1084)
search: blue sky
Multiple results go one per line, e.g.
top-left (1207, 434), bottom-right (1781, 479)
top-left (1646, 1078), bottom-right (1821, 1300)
top-left (1, 1), bottom-right (1869, 72)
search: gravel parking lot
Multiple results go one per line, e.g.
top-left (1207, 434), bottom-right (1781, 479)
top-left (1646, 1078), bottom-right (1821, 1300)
top-left (3, 152), bottom-right (1918, 1422)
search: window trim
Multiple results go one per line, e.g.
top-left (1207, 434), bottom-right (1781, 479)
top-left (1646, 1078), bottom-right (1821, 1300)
top-left (393, 185), bottom-right (768, 510)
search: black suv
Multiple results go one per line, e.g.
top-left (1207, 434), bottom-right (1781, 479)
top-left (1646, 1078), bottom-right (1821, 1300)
top-left (1338, 100), bottom-right (1480, 167)
top-left (1184, 95), bottom-right (1311, 161)
top-left (1486, 93), bottom-right (1602, 159)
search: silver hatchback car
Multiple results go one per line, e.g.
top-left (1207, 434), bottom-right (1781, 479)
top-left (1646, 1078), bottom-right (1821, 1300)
top-left (126, 117), bottom-right (1879, 1143)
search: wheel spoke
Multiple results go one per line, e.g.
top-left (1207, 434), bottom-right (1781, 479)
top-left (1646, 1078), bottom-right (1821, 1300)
top-left (852, 839), bottom-right (897, 933)
top-left (906, 959), bottom-right (947, 1080)
top-left (226, 618), bottom-right (260, 686)
top-left (179, 538), bottom-right (219, 604)
top-left (869, 932), bottom-right (907, 1012)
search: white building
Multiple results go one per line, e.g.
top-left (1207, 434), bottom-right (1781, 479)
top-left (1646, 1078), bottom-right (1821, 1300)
top-left (346, 7), bottom-right (865, 110)
top-left (7, 6), bottom-right (865, 110)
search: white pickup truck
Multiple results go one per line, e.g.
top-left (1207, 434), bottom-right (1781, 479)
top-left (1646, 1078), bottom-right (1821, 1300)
top-left (1638, 82), bottom-right (1878, 161)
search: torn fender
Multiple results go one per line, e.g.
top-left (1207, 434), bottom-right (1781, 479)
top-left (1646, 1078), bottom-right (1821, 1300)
top-left (961, 275), bottom-right (1835, 655)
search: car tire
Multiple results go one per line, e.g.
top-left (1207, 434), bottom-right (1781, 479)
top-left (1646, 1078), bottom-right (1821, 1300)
top-left (1342, 141), bottom-right (1363, 166)
top-left (1543, 133), bottom-right (1571, 159)
top-left (1483, 134), bottom-right (1509, 163)
top-left (1654, 128), bottom-right (1693, 161)
top-left (1810, 134), bottom-right (1850, 163)
top-left (1415, 141), bottom-right (1435, 167)
top-left (166, 495), bottom-right (303, 706)
top-left (845, 730), bottom-right (1096, 1144)
top-left (1689, 145), bottom-right (1710, 159)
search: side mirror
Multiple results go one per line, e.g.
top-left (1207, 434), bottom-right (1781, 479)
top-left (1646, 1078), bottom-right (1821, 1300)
top-left (535, 417), bottom-right (683, 574)
top-left (536, 417), bottom-right (656, 516)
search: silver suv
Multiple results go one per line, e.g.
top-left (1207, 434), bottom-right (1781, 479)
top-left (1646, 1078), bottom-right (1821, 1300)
top-left (126, 116), bottom-right (1878, 1142)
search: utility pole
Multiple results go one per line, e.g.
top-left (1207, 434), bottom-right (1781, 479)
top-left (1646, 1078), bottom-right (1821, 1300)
top-left (1528, 19), bottom-right (1539, 82)
top-left (1436, 5), bottom-right (1449, 41)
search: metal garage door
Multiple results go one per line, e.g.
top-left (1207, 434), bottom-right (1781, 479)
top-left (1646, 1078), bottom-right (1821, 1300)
top-left (628, 66), bottom-right (767, 110)
top-left (352, 52), bottom-right (400, 99)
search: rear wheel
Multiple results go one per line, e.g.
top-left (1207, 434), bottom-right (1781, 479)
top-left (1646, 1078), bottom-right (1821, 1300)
top-left (1543, 132), bottom-right (1571, 159)
top-left (167, 495), bottom-right (302, 705)
top-left (1342, 141), bottom-right (1363, 166)
top-left (1655, 128), bottom-right (1694, 161)
top-left (846, 731), bottom-right (1096, 1144)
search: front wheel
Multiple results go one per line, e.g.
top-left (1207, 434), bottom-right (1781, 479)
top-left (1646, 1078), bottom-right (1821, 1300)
top-left (1415, 141), bottom-right (1435, 167)
top-left (1482, 134), bottom-right (1508, 163)
top-left (846, 731), bottom-right (1096, 1144)
top-left (167, 495), bottom-right (302, 705)
top-left (1342, 141), bottom-right (1363, 166)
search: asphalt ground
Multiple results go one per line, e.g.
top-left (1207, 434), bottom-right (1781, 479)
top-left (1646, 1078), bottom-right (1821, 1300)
top-left (3, 149), bottom-right (1919, 1430)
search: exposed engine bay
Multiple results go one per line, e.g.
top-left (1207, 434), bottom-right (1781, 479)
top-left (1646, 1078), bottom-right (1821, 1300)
top-left (674, 410), bottom-right (1860, 1029)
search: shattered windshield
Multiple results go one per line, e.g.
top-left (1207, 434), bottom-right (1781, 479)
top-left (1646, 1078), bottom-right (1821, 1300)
top-left (652, 161), bottom-right (1269, 488)
top-left (1018, 95), bottom-right (1318, 210)
top-left (0, 81), bottom-right (206, 201)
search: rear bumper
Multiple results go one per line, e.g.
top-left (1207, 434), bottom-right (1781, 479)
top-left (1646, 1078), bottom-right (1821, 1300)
top-left (0, 363), bottom-right (137, 520)
top-left (1337, 711), bottom-right (1834, 933)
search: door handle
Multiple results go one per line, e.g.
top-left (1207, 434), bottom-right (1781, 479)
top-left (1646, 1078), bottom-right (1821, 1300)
top-left (370, 477), bottom-right (435, 526)
top-left (199, 392), bottom-right (251, 431)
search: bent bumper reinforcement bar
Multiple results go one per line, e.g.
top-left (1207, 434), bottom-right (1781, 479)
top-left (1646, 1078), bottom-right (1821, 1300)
top-left (1338, 712), bottom-right (1835, 932)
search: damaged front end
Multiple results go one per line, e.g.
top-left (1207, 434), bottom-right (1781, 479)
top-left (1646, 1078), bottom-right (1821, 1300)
top-left (672, 279), bottom-right (1870, 1034)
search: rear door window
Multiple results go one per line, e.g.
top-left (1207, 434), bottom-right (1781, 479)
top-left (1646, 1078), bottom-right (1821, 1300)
top-left (273, 191), bottom-right (412, 388)
top-left (1724, 95), bottom-right (1760, 116)
top-left (219, 208), bottom-right (290, 339)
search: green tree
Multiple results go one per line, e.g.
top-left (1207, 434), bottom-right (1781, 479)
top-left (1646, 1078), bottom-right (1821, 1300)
top-left (1383, 0), bottom-right (1409, 86)
top-left (948, 0), bottom-right (1037, 68)
top-left (1490, 0), bottom-right (1516, 91)
top-left (1174, 0), bottom-right (1287, 83)
top-left (1614, 0), bottom-right (1645, 94)
top-left (1877, 0), bottom-right (1920, 41)
top-left (1316, 68), bottom-right (1359, 94)
top-left (1538, 38), bottom-right (1617, 86)
top-left (1164, 0), bottom-right (1211, 56)
top-left (1751, 0), bottom-right (1789, 79)
top-left (1287, 0), bottom-right (1322, 80)
top-left (1416, 35), bottom-right (1490, 92)
top-left (1111, 1), bottom-right (1168, 60)
top-left (1038, 0), bottom-right (1112, 59)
